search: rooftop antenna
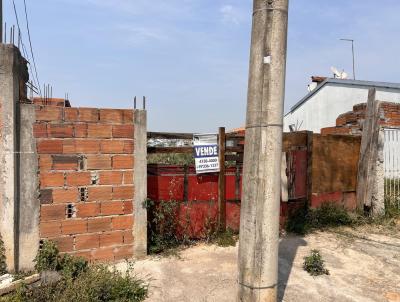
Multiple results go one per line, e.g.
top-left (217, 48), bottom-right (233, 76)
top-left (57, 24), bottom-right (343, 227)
top-left (331, 66), bottom-right (348, 80)
top-left (340, 38), bottom-right (356, 80)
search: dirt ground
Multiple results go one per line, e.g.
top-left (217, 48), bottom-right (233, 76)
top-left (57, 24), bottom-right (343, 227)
top-left (117, 224), bottom-right (400, 302)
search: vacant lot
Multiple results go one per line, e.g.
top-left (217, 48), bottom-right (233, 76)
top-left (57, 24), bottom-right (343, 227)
top-left (118, 223), bottom-right (400, 302)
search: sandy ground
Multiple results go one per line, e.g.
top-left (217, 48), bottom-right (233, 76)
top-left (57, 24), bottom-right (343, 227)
top-left (117, 225), bottom-right (400, 302)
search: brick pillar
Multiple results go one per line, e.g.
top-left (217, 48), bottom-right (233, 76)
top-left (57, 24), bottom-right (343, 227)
top-left (0, 44), bottom-right (29, 272)
top-left (133, 110), bottom-right (147, 258)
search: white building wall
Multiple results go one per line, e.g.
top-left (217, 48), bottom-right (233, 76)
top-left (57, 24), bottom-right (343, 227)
top-left (284, 83), bottom-right (400, 133)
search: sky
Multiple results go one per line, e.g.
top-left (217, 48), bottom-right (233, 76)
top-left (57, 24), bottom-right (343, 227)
top-left (3, 0), bottom-right (400, 132)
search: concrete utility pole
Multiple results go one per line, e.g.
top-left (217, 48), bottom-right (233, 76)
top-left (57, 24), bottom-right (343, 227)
top-left (237, 0), bottom-right (289, 301)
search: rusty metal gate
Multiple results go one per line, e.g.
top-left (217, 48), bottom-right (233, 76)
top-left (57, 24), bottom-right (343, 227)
top-left (384, 128), bottom-right (400, 209)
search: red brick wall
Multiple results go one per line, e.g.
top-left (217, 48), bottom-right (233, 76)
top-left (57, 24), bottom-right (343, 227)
top-left (34, 106), bottom-right (135, 262)
top-left (321, 101), bottom-right (400, 135)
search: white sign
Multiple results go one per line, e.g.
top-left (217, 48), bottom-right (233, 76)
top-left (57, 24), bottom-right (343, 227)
top-left (193, 134), bottom-right (220, 174)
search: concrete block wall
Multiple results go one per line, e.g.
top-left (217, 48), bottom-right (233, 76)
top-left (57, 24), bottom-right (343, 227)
top-left (34, 106), bottom-right (137, 262)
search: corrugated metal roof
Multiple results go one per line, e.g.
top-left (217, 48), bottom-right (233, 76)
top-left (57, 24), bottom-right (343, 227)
top-left (288, 78), bottom-right (400, 114)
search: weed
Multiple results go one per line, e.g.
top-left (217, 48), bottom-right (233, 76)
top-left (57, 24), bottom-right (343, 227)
top-left (303, 250), bottom-right (329, 276)
top-left (34, 241), bottom-right (60, 272)
top-left (34, 241), bottom-right (88, 278)
top-left (210, 229), bottom-right (238, 247)
top-left (145, 199), bottom-right (182, 254)
top-left (2, 240), bottom-right (148, 302)
top-left (286, 203), bottom-right (354, 235)
top-left (0, 235), bottom-right (7, 275)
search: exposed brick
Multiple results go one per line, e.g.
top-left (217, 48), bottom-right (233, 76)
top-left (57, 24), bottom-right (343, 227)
top-left (74, 250), bottom-right (92, 260)
top-left (99, 231), bottom-right (123, 247)
top-left (35, 106), bottom-right (62, 121)
top-left (88, 124), bottom-right (112, 138)
top-left (74, 124), bottom-right (88, 138)
top-left (39, 189), bottom-right (53, 204)
top-left (92, 247), bottom-right (114, 261)
top-left (88, 217), bottom-right (112, 233)
top-left (64, 108), bottom-right (78, 122)
top-left (123, 230), bottom-right (134, 244)
top-left (123, 141), bottom-right (134, 153)
top-left (123, 171), bottom-right (133, 184)
top-left (76, 203), bottom-right (100, 218)
top-left (122, 110), bottom-right (133, 123)
top-left (112, 155), bottom-right (134, 169)
top-left (87, 155), bottom-right (112, 170)
top-left (74, 140), bottom-right (100, 154)
top-left (87, 187), bottom-right (112, 202)
top-left (112, 215), bottom-right (133, 230)
top-left (33, 123), bottom-right (47, 138)
top-left (75, 233), bottom-right (100, 250)
top-left (40, 221), bottom-right (61, 237)
top-left (99, 109), bottom-right (123, 123)
top-left (48, 124), bottom-right (74, 138)
top-left (66, 172), bottom-right (91, 186)
top-left (114, 245), bottom-right (133, 260)
top-left (51, 236), bottom-right (74, 253)
top-left (61, 219), bottom-right (88, 235)
top-left (52, 155), bottom-right (79, 170)
top-left (37, 140), bottom-right (63, 154)
top-left (98, 171), bottom-right (123, 185)
top-left (62, 140), bottom-right (76, 154)
top-left (40, 172), bottom-right (65, 188)
top-left (112, 125), bottom-right (134, 138)
top-left (39, 155), bottom-right (53, 171)
top-left (100, 140), bottom-right (125, 154)
top-left (101, 201), bottom-right (124, 215)
top-left (113, 186), bottom-right (134, 200)
top-left (78, 108), bottom-right (99, 122)
top-left (123, 201), bottom-right (133, 214)
top-left (41, 204), bottom-right (66, 221)
top-left (53, 188), bottom-right (79, 204)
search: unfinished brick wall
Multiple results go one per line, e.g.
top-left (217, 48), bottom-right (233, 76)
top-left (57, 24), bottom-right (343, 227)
top-left (34, 105), bottom-right (135, 261)
top-left (321, 101), bottom-right (400, 135)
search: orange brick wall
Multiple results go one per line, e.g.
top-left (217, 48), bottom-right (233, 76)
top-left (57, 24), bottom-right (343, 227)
top-left (321, 101), bottom-right (400, 135)
top-left (34, 106), bottom-right (135, 262)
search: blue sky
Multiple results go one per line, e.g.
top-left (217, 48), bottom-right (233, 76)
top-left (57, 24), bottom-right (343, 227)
top-left (3, 0), bottom-right (400, 132)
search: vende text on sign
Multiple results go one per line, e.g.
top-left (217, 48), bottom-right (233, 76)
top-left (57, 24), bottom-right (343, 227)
top-left (193, 134), bottom-right (220, 174)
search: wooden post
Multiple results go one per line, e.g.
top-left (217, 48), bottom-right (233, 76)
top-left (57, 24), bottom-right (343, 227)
top-left (218, 127), bottom-right (226, 232)
top-left (306, 131), bottom-right (314, 207)
top-left (356, 88), bottom-right (384, 215)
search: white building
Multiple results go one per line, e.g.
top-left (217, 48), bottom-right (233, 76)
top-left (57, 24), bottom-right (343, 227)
top-left (284, 78), bottom-right (400, 133)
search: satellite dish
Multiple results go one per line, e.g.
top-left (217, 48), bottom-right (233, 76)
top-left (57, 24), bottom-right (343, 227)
top-left (331, 66), bottom-right (348, 79)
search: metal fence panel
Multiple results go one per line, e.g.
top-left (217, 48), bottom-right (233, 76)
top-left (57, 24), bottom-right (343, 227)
top-left (384, 128), bottom-right (400, 209)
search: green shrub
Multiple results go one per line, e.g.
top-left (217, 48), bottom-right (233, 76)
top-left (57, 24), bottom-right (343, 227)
top-left (286, 202), bottom-right (354, 235)
top-left (34, 241), bottom-right (88, 278)
top-left (384, 196), bottom-right (400, 219)
top-left (3, 241), bottom-right (148, 302)
top-left (307, 203), bottom-right (353, 228)
top-left (2, 265), bottom-right (148, 302)
top-left (210, 228), bottom-right (238, 247)
top-left (34, 241), bottom-right (60, 272)
top-left (0, 235), bottom-right (7, 275)
top-left (145, 199), bottom-right (182, 254)
top-left (303, 250), bottom-right (329, 276)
